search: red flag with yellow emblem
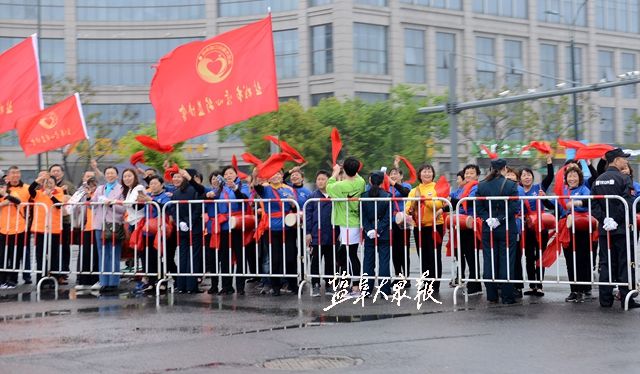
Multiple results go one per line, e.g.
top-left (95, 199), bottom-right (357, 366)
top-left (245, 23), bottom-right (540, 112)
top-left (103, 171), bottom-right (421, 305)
top-left (150, 15), bottom-right (278, 146)
top-left (0, 34), bottom-right (43, 134)
top-left (16, 93), bottom-right (88, 157)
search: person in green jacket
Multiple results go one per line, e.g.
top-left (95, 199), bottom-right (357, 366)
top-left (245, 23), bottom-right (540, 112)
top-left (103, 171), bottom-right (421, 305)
top-left (327, 156), bottom-right (366, 295)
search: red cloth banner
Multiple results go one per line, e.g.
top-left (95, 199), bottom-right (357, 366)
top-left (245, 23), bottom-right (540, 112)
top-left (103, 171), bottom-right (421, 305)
top-left (151, 15), bottom-right (278, 146)
top-left (16, 93), bottom-right (88, 157)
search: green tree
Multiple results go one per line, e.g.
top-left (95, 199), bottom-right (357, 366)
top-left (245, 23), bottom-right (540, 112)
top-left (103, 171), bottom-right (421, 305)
top-left (115, 123), bottom-right (189, 171)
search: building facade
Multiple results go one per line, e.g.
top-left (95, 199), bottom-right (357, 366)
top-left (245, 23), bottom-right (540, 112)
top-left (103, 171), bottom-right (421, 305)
top-left (1, 0), bottom-right (639, 179)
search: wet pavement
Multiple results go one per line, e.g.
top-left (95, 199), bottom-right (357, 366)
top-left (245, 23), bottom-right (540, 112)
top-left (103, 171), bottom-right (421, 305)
top-left (1, 277), bottom-right (640, 374)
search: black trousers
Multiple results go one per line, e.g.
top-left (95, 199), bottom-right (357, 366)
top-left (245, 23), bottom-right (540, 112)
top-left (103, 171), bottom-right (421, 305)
top-left (459, 229), bottom-right (482, 293)
top-left (391, 223), bottom-right (411, 278)
top-left (175, 230), bottom-right (203, 292)
top-left (219, 229), bottom-right (247, 292)
top-left (524, 228), bottom-right (548, 289)
top-left (265, 230), bottom-right (297, 290)
top-left (598, 233), bottom-right (632, 306)
top-left (337, 243), bottom-right (361, 286)
top-left (33, 233), bottom-right (59, 281)
top-left (138, 233), bottom-right (160, 284)
top-left (77, 230), bottom-right (99, 286)
top-left (310, 244), bottom-right (336, 287)
top-left (0, 233), bottom-right (25, 284)
top-left (414, 225), bottom-right (443, 291)
top-left (204, 233), bottom-right (219, 290)
top-left (564, 231), bottom-right (593, 293)
top-left (61, 223), bottom-right (72, 273)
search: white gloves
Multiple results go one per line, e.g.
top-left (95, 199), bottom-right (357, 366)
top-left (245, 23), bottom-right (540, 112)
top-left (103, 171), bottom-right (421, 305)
top-left (603, 217), bottom-right (618, 231)
top-left (366, 230), bottom-right (377, 239)
top-left (179, 221), bottom-right (190, 232)
top-left (485, 217), bottom-right (501, 229)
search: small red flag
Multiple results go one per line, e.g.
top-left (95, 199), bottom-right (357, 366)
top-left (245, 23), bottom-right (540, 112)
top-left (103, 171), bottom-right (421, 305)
top-left (241, 152), bottom-right (262, 166)
top-left (557, 139), bottom-right (585, 150)
top-left (479, 144), bottom-right (498, 159)
top-left (135, 135), bottom-right (174, 153)
top-left (231, 154), bottom-right (249, 179)
top-left (256, 153), bottom-right (292, 179)
top-left (331, 127), bottom-right (342, 166)
top-left (526, 141), bottom-right (552, 154)
top-left (396, 155), bottom-right (417, 184)
top-left (263, 135), bottom-right (305, 164)
top-left (163, 163), bottom-right (179, 181)
top-left (130, 151), bottom-right (145, 166)
top-left (151, 15), bottom-right (279, 146)
top-left (434, 176), bottom-right (450, 198)
top-left (16, 93), bottom-right (88, 157)
top-left (382, 174), bottom-right (391, 192)
top-left (575, 144), bottom-right (614, 159)
top-left (0, 34), bottom-right (43, 134)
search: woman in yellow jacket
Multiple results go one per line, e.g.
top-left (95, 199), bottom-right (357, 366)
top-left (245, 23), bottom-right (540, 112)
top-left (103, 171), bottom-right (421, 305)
top-left (405, 164), bottom-right (444, 292)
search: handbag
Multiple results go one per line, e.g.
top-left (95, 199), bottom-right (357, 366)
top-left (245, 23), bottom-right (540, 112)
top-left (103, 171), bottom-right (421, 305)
top-left (103, 222), bottom-right (126, 242)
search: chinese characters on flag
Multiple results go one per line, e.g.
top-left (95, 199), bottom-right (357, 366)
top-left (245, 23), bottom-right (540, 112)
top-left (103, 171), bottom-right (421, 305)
top-left (0, 34), bottom-right (43, 134)
top-left (150, 15), bottom-right (279, 146)
top-left (16, 93), bottom-right (89, 157)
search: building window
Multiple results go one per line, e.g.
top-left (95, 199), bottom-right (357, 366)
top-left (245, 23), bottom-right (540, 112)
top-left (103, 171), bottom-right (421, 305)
top-left (356, 0), bottom-right (387, 6)
top-left (565, 46), bottom-right (582, 85)
top-left (504, 40), bottom-right (523, 88)
top-left (309, 0), bottom-right (331, 6)
top-left (218, 0), bottom-right (297, 17)
top-left (598, 50), bottom-right (614, 97)
top-left (354, 23), bottom-right (388, 75)
top-left (400, 0), bottom-right (462, 10)
top-left (476, 36), bottom-right (496, 88)
top-left (436, 32), bottom-right (455, 86)
top-left (0, 37), bottom-right (65, 82)
top-left (538, 0), bottom-right (587, 27)
top-left (540, 43), bottom-right (558, 90)
top-left (355, 91), bottom-right (389, 103)
top-left (274, 29), bottom-right (298, 79)
top-left (77, 38), bottom-right (199, 86)
top-left (311, 92), bottom-right (334, 106)
top-left (76, 0), bottom-right (204, 21)
top-left (600, 107), bottom-right (615, 143)
top-left (623, 108), bottom-right (638, 143)
top-left (596, 0), bottom-right (639, 33)
top-left (311, 24), bottom-right (333, 75)
top-left (621, 52), bottom-right (637, 99)
top-left (83, 103), bottom-right (154, 140)
top-left (0, 0), bottom-right (64, 21)
top-left (473, 0), bottom-right (528, 19)
top-left (279, 96), bottom-right (299, 102)
top-left (404, 28), bottom-right (426, 84)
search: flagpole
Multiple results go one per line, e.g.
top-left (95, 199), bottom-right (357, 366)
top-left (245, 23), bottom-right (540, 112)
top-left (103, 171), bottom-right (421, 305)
top-left (36, 0), bottom-right (42, 172)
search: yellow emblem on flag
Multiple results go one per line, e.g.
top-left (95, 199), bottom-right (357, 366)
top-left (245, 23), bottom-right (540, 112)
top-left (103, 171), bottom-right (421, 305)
top-left (38, 112), bottom-right (58, 130)
top-left (196, 43), bottom-right (234, 84)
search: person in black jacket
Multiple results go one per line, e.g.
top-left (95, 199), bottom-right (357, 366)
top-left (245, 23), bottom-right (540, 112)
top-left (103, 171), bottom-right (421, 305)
top-left (170, 168), bottom-right (205, 294)
top-left (590, 148), bottom-right (640, 309)
top-left (305, 170), bottom-right (337, 296)
top-left (388, 164), bottom-right (412, 286)
top-left (476, 159), bottom-right (520, 304)
top-left (361, 171), bottom-right (392, 296)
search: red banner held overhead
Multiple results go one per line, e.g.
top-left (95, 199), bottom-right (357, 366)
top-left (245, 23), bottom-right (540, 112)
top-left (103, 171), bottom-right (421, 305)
top-left (0, 34), bottom-right (43, 134)
top-left (150, 15), bottom-right (278, 146)
top-left (16, 93), bottom-right (88, 157)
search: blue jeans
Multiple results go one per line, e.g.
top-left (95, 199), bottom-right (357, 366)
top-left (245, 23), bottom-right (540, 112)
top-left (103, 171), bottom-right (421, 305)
top-left (482, 228), bottom-right (516, 303)
top-left (363, 239), bottom-right (391, 295)
top-left (95, 230), bottom-right (121, 287)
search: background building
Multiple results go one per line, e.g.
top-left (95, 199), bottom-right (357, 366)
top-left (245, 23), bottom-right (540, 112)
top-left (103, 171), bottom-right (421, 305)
top-left (1, 0), bottom-right (639, 180)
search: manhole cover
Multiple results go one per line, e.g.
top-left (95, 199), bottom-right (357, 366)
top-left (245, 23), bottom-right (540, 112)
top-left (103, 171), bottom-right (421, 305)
top-left (262, 355), bottom-right (363, 370)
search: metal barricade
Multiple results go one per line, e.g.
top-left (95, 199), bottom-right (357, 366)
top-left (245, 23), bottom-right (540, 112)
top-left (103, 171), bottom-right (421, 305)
top-left (0, 202), bottom-right (50, 294)
top-left (301, 197), bottom-right (455, 298)
top-left (454, 195), bottom-right (636, 309)
top-left (48, 201), bottom-right (162, 291)
top-left (628, 197), bottom-right (640, 303)
top-left (158, 198), bottom-right (303, 297)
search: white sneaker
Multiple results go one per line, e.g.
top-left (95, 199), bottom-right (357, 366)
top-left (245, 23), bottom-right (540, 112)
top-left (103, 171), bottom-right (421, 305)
top-left (0, 283), bottom-right (7, 289)
top-left (90, 282), bottom-right (102, 290)
top-left (311, 285), bottom-right (321, 297)
top-left (466, 290), bottom-right (483, 296)
top-left (74, 285), bottom-right (90, 290)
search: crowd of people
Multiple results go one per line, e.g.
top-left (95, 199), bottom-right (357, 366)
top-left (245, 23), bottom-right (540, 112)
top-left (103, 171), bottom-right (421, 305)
top-left (0, 148), bottom-right (638, 309)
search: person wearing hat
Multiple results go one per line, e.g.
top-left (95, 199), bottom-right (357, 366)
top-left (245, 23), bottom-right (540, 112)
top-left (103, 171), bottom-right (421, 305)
top-left (591, 148), bottom-right (640, 309)
top-left (361, 171), bottom-right (392, 296)
top-left (475, 158), bottom-right (520, 304)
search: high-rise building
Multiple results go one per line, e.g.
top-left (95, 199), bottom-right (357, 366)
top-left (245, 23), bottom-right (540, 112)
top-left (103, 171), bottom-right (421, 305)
top-left (1, 0), bottom-right (639, 179)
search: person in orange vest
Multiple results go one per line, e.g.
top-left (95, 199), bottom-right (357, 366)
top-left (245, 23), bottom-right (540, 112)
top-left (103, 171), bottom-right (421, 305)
top-left (48, 164), bottom-right (75, 285)
top-left (29, 171), bottom-right (64, 284)
top-left (0, 166), bottom-right (31, 289)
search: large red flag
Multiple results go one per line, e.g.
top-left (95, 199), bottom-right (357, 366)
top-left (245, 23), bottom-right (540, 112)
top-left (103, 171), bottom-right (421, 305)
top-left (150, 15), bottom-right (278, 146)
top-left (16, 93), bottom-right (88, 157)
top-left (0, 34), bottom-right (43, 134)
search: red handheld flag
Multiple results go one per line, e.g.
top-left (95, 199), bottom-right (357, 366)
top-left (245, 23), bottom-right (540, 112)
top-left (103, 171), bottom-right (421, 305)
top-left (241, 152), bottom-right (263, 166)
top-left (557, 139), bottom-right (585, 150)
top-left (435, 176), bottom-right (451, 198)
top-left (331, 127), bottom-right (342, 166)
top-left (479, 144), bottom-right (498, 159)
top-left (130, 151), bottom-right (145, 166)
top-left (575, 144), bottom-right (614, 160)
top-left (163, 163), bottom-right (180, 181)
top-left (382, 174), bottom-right (391, 193)
top-left (0, 34), bottom-right (43, 134)
top-left (231, 154), bottom-right (249, 179)
top-left (396, 155), bottom-right (417, 184)
top-left (263, 135), bottom-right (305, 164)
top-left (16, 93), bottom-right (88, 157)
top-left (151, 15), bottom-right (279, 146)
top-left (136, 135), bottom-right (174, 154)
top-left (256, 153), bottom-right (292, 179)
top-left (527, 141), bottom-right (552, 154)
